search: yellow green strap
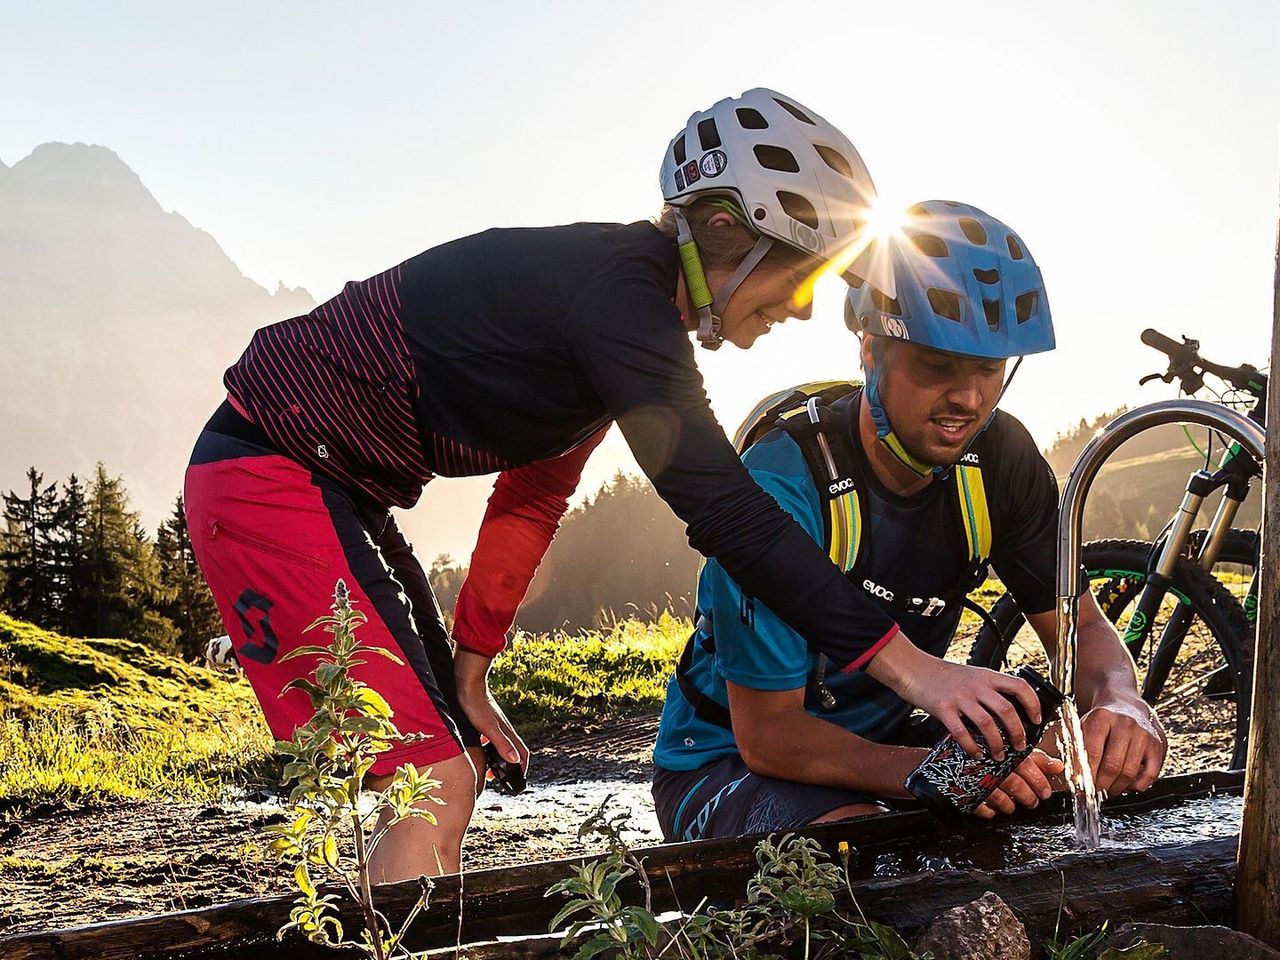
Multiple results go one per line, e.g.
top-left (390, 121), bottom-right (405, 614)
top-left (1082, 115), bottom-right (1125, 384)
top-left (828, 490), bottom-right (861, 571)
top-left (955, 465), bottom-right (992, 562)
top-left (678, 239), bottom-right (713, 309)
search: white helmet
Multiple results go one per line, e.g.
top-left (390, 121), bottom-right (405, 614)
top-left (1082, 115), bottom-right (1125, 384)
top-left (663, 88), bottom-right (877, 260)
top-left (661, 89), bottom-right (884, 348)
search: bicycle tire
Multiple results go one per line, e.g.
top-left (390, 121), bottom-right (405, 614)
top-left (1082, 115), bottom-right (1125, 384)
top-left (967, 538), bottom-right (1253, 771)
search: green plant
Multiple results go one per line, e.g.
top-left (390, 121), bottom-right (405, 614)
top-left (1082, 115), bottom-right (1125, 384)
top-left (546, 801), bottom-right (929, 960)
top-left (267, 580), bottom-right (444, 960)
top-left (544, 798), bottom-right (661, 960)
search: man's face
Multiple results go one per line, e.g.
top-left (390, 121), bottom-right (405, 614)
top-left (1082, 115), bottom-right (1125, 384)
top-left (862, 336), bottom-right (1007, 466)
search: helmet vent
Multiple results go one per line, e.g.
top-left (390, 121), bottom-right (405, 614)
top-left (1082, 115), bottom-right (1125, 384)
top-left (673, 135), bottom-right (687, 165)
top-left (777, 191), bottom-right (819, 229)
top-left (870, 287), bottom-right (902, 316)
top-left (928, 288), bottom-right (964, 322)
top-left (814, 144), bottom-right (854, 179)
top-left (907, 203), bottom-right (932, 217)
top-left (736, 107), bottom-right (769, 130)
top-left (959, 217), bottom-right (988, 245)
top-left (698, 118), bottom-right (722, 150)
top-left (754, 145), bottom-right (800, 173)
top-left (1015, 291), bottom-right (1040, 323)
top-left (773, 98), bottom-right (816, 124)
top-left (983, 299), bottom-right (1001, 330)
top-left (973, 268), bottom-right (1000, 285)
top-left (1006, 235), bottom-right (1025, 260)
top-left (911, 233), bottom-right (949, 258)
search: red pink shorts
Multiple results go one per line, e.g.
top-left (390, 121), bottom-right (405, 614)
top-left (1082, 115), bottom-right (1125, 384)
top-left (184, 402), bottom-right (475, 776)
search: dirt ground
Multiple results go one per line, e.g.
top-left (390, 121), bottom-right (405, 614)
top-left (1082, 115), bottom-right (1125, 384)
top-left (0, 715), bottom-right (664, 937)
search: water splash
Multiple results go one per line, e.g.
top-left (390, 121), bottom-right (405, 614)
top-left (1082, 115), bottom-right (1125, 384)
top-left (1056, 698), bottom-right (1101, 848)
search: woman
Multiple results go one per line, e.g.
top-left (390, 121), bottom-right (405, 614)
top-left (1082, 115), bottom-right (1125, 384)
top-left (185, 88), bottom-right (1041, 880)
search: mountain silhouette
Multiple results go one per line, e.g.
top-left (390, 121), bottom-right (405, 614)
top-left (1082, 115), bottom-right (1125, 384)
top-left (0, 142), bottom-right (314, 524)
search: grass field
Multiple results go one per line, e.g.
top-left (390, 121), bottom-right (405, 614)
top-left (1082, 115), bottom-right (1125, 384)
top-left (0, 608), bottom-right (691, 809)
top-left (0, 612), bottom-right (274, 809)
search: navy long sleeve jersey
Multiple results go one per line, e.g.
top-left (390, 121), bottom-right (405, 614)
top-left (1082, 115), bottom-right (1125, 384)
top-left (224, 220), bottom-right (899, 670)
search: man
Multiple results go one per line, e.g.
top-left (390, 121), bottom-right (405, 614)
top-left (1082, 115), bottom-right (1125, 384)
top-left (652, 201), bottom-right (1167, 841)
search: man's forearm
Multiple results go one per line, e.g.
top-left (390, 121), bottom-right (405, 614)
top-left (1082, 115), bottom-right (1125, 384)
top-left (1073, 615), bottom-right (1142, 710)
top-left (726, 682), bottom-right (923, 798)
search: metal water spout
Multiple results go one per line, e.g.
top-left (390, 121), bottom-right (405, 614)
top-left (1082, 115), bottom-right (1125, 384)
top-left (1055, 399), bottom-right (1266, 697)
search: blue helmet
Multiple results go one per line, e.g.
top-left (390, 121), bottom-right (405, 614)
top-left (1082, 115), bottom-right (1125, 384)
top-left (844, 201), bottom-right (1055, 477)
top-left (843, 200), bottom-right (1054, 359)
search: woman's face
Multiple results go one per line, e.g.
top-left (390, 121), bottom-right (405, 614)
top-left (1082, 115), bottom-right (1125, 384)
top-left (709, 259), bottom-right (815, 349)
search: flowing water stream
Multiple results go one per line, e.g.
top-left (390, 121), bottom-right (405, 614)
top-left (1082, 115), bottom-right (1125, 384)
top-left (1056, 698), bottom-right (1102, 848)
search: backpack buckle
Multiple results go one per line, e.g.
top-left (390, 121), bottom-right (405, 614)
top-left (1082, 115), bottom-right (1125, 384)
top-left (905, 596), bottom-right (948, 618)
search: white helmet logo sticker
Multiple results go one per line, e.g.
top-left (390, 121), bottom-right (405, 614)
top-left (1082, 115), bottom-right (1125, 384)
top-left (699, 150), bottom-right (727, 178)
top-left (787, 219), bottom-right (823, 254)
top-left (883, 317), bottom-right (910, 340)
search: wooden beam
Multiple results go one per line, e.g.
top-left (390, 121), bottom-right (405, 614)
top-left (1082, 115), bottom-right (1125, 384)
top-left (0, 770), bottom-right (1241, 960)
top-left (1237, 190), bottom-right (1280, 946)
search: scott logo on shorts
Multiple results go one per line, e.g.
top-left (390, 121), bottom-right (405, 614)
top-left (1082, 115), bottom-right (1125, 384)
top-left (828, 477), bottom-right (855, 495)
top-left (863, 578), bottom-right (895, 602)
top-left (234, 588), bottom-right (279, 664)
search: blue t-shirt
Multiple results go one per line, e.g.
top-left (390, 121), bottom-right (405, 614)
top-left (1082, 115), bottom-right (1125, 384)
top-left (653, 394), bottom-right (1059, 772)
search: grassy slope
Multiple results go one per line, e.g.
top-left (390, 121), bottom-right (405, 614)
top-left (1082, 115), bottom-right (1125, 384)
top-left (0, 612), bottom-right (273, 807)
top-left (0, 609), bottom-right (690, 806)
top-left (493, 612), bottom-right (688, 739)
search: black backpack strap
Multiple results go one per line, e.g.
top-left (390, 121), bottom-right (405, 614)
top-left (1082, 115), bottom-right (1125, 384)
top-left (674, 615), bottom-right (733, 730)
top-left (776, 393), bottom-right (866, 574)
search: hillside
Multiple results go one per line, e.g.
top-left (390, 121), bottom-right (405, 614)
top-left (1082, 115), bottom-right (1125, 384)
top-left (0, 611), bottom-right (271, 806)
top-left (0, 142), bottom-right (315, 526)
top-left (1046, 408), bottom-right (1262, 541)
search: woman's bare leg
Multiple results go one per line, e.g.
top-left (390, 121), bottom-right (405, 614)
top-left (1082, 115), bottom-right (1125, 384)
top-left (366, 751), bottom-right (479, 882)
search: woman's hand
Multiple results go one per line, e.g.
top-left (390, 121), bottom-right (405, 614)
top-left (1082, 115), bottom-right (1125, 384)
top-left (974, 749), bottom-right (1065, 818)
top-left (866, 632), bottom-right (1042, 759)
top-left (453, 648), bottom-right (529, 771)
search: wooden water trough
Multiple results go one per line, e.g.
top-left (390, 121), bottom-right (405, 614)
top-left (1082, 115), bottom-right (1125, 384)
top-left (0, 769), bottom-right (1243, 960)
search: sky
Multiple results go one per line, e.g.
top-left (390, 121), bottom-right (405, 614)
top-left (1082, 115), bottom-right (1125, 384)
top-left (2, 0), bottom-right (1278, 560)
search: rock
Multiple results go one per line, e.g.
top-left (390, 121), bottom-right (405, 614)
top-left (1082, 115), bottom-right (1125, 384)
top-left (1106, 922), bottom-right (1280, 959)
top-left (914, 891), bottom-right (1030, 960)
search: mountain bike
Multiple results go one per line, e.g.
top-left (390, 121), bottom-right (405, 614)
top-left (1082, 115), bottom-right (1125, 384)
top-left (969, 329), bottom-right (1265, 770)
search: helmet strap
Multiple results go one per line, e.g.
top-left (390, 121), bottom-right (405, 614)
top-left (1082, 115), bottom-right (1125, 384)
top-left (674, 209), bottom-right (721, 350)
top-left (711, 235), bottom-right (774, 320)
top-left (865, 337), bottom-right (947, 479)
top-left (675, 209), bottom-right (774, 351)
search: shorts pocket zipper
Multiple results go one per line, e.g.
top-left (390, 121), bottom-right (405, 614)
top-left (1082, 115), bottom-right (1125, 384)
top-left (210, 518), bottom-right (329, 571)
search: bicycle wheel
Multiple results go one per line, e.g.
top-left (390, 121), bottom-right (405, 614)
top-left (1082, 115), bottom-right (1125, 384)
top-left (967, 538), bottom-right (1252, 771)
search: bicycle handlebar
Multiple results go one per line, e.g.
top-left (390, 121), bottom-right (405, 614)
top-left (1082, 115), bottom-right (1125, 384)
top-left (1140, 328), bottom-right (1192, 360)
top-left (1140, 328), bottom-right (1266, 399)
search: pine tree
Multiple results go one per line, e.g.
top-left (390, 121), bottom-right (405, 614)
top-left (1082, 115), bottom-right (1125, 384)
top-left (0, 468), bottom-right (62, 625)
top-left (51, 472), bottom-right (92, 636)
top-left (81, 463), bottom-right (178, 650)
top-left (155, 494), bottom-right (223, 659)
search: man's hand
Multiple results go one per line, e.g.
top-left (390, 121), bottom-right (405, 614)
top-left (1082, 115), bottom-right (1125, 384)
top-left (1081, 695), bottom-right (1166, 795)
top-left (453, 647), bottom-right (529, 772)
top-left (1024, 601), bottom-right (1168, 796)
top-left (974, 750), bottom-right (1065, 819)
top-left (868, 632), bottom-right (1043, 760)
